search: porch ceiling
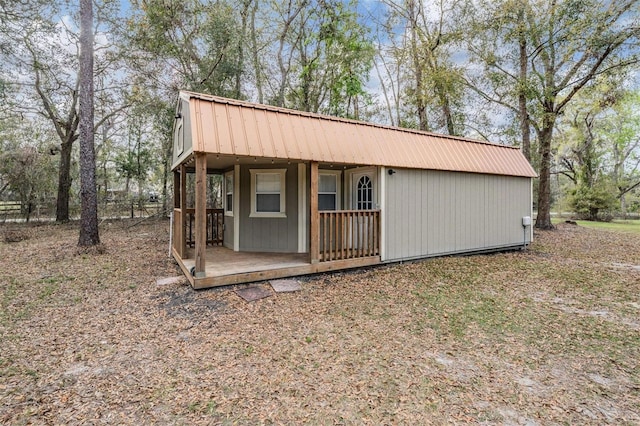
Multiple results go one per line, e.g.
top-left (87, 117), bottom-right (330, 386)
top-left (180, 90), bottom-right (537, 178)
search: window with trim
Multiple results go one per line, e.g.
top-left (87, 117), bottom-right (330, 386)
top-left (319, 171), bottom-right (341, 210)
top-left (224, 171), bottom-right (233, 216)
top-left (250, 169), bottom-right (286, 217)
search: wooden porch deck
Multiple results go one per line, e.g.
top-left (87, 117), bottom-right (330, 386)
top-left (174, 246), bottom-right (380, 289)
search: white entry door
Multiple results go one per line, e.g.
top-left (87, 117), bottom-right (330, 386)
top-left (351, 169), bottom-right (376, 210)
top-left (350, 169), bottom-right (376, 250)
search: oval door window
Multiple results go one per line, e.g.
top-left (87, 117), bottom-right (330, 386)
top-left (357, 176), bottom-right (373, 210)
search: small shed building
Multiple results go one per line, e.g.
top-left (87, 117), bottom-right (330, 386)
top-left (171, 91), bottom-right (537, 289)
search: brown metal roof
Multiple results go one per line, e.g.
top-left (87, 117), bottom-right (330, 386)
top-left (181, 91), bottom-right (537, 178)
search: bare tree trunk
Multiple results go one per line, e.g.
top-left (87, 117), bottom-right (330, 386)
top-left (535, 119), bottom-right (554, 229)
top-left (235, 0), bottom-right (252, 98)
top-left (374, 51), bottom-right (395, 126)
top-left (78, 0), bottom-right (100, 246)
top-left (275, 1), bottom-right (305, 107)
top-left (518, 35), bottom-right (531, 161)
top-left (408, 0), bottom-right (428, 131)
top-left (56, 139), bottom-right (73, 222)
top-left (250, 0), bottom-right (263, 103)
top-left (440, 89), bottom-right (455, 135)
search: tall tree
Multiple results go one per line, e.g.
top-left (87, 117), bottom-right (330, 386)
top-left (78, 0), bottom-right (99, 246)
top-left (289, 0), bottom-right (375, 117)
top-left (529, 0), bottom-right (639, 229)
top-left (259, 0), bottom-right (374, 117)
top-left (468, 0), bottom-right (639, 229)
top-left (466, 0), bottom-right (535, 158)
top-left (12, 5), bottom-right (78, 222)
top-left (5, 0), bottom-right (129, 222)
top-left (126, 0), bottom-right (245, 208)
top-left (559, 85), bottom-right (640, 217)
top-left (379, 0), bottom-right (467, 134)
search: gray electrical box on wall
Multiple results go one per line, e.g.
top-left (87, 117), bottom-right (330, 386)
top-left (522, 216), bottom-right (531, 226)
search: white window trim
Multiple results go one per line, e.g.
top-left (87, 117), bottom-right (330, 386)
top-left (250, 168), bottom-right (287, 218)
top-left (224, 170), bottom-right (234, 217)
top-left (319, 170), bottom-right (342, 211)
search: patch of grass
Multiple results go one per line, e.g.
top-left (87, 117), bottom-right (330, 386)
top-left (553, 218), bottom-right (640, 234)
top-left (412, 265), bottom-right (535, 341)
top-left (0, 357), bottom-right (18, 378)
top-left (38, 283), bottom-right (59, 300)
top-left (243, 344), bottom-right (254, 356)
top-left (1, 274), bottom-right (81, 326)
top-left (0, 277), bottom-right (28, 325)
top-left (187, 400), bottom-right (218, 415)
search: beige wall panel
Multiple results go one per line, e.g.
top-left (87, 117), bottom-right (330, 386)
top-left (224, 215), bottom-right (234, 250)
top-left (384, 169), bottom-right (531, 262)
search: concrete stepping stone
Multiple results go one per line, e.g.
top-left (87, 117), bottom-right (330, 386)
top-left (156, 276), bottom-right (185, 286)
top-left (236, 286), bottom-right (273, 302)
top-left (270, 279), bottom-right (302, 293)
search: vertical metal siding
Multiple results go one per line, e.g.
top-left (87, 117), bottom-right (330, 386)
top-left (384, 169), bottom-right (532, 262)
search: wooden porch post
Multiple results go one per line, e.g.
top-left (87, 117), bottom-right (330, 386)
top-left (194, 153), bottom-right (207, 276)
top-left (310, 161), bottom-right (319, 264)
top-left (178, 164), bottom-right (188, 257)
top-left (173, 170), bottom-right (183, 257)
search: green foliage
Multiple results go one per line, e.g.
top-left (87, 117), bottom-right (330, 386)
top-left (114, 149), bottom-right (153, 181)
top-left (557, 83), bottom-right (640, 217)
top-left (0, 118), bottom-right (57, 220)
top-left (381, 0), bottom-right (468, 134)
top-left (286, 0), bottom-right (375, 119)
top-left (568, 179), bottom-right (618, 221)
top-left (127, 0), bottom-right (243, 97)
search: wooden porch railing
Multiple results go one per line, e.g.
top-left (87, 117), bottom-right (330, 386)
top-left (185, 208), bottom-right (224, 247)
top-left (318, 210), bottom-right (380, 262)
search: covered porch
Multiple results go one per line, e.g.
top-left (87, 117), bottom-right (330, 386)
top-left (171, 157), bottom-right (381, 288)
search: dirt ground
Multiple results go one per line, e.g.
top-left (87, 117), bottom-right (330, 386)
top-left (1, 219), bottom-right (639, 425)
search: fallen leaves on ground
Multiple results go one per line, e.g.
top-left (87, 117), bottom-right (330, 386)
top-left (1, 219), bottom-right (638, 424)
